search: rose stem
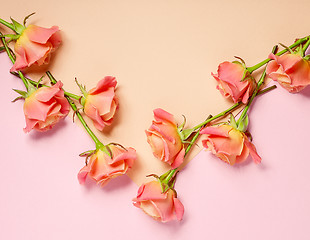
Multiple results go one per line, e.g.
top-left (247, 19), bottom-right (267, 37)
top-left (237, 69), bottom-right (266, 125)
top-left (10, 71), bottom-right (81, 100)
top-left (247, 35), bottom-right (309, 73)
top-left (0, 18), bottom-right (16, 32)
top-left (1, 35), bottom-right (104, 150)
top-left (0, 34), bottom-right (29, 90)
top-left (302, 38), bottom-right (310, 54)
top-left (46, 71), bottom-right (104, 150)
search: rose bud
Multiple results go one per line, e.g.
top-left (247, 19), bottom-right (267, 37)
top-left (82, 76), bottom-right (118, 131)
top-left (200, 124), bottom-right (261, 165)
top-left (23, 81), bottom-right (70, 133)
top-left (266, 53), bottom-right (310, 93)
top-left (212, 61), bottom-right (256, 103)
top-left (11, 24), bottom-right (61, 72)
top-left (133, 180), bottom-right (184, 222)
top-left (146, 108), bottom-right (185, 168)
top-left (78, 144), bottom-right (136, 187)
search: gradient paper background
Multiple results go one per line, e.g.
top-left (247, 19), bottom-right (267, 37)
top-left (1, 1), bottom-right (310, 239)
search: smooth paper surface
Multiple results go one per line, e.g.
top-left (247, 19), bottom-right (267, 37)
top-left (1, 1), bottom-right (310, 239)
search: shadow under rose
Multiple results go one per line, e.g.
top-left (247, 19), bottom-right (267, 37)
top-left (300, 85), bottom-right (310, 97)
top-left (82, 173), bottom-right (133, 193)
top-left (28, 119), bottom-right (68, 140)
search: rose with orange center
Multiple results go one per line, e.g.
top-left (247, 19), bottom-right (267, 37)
top-left (11, 24), bottom-right (61, 72)
top-left (266, 53), bottom-right (310, 93)
top-left (146, 108), bottom-right (185, 168)
top-left (83, 76), bottom-right (118, 131)
top-left (200, 124), bottom-right (261, 165)
top-left (23, 81), bottom-right (70, 133)
top-left (78, 145), bottom-right (136, 186)
top-left (212, 61), bottom-right (256, 103)
top-left (133, 180), bottom-right (184, 222)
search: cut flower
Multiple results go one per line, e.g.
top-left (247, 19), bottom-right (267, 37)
top-left (200, 124), bottom-right (261, 165)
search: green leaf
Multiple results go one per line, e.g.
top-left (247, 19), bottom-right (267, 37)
top-left (12, 88), bottom-right (28, 98)
top-left (79, 149), bottom-right (95, 157)
top-left (279, 42), bottom-right (294, 54)
top-left (11, 96), bottom-right (25, 102)
top-left (2, 34), bottom-right (19, 41)
top-left (229, 114), bottom-right (238, 129)
top-left (10, 17), bottom-right (25, 34)
top-left (179, 128), bottom-right (195, 141)
top-left (304, 55), bottom-right (310, 61)
top-left (177, 115), bottom-right (186, 132)
top-left (23, 12), bottom-right (36, 26)
top-left (237, 114), bottom-right (249, 132)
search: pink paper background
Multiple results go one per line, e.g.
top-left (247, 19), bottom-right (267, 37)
top-left (1, 49), bottom-right (310, 239)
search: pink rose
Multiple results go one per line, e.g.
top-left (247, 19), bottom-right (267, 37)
top-left (83, 76), bottom-right (118, 131)
top-left (23, 81), bottom-right (70, 133)
top-left (145, 108), bottom-right (185, 168)
top-left (133, 180), bottom-right (184, 222)
top-left (78, 145), bottom-right (136, 186)
top-left (11, 24), bottom-right (61, 72)
top-left (266, 53), bottom-right (310, 93)
top-left (200, 124), bottom-right (261, 165)
top-left (212, 61), bottom-right (256, 103)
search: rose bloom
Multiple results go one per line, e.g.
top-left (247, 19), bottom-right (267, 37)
top-left (212, 61), bottom-right (256, 103)
top-left (133, 181), bottom-right (184, 222)
top-left (11, 24), bottom-right (61, 72)
top-left (145, 108), bottom-right (185, 168)
top-left (83, 76), bottom-right (118, 131)
top-left (266, 53), bottom-right (310, 93)
top-left (200, 124), bottom-right (261, 165)
top-left (78, 145), bottom-right (136, 186)
top-left (23, 81), bottom-right (70, 133)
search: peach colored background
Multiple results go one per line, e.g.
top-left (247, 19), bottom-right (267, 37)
top-left (1, 1), bottom-right (310, 239)
top-left (2, 0), bottom-right (310, 184)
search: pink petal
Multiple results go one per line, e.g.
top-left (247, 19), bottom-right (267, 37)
top-left (136, 181), bottom-right (167, 201)
top-left (153, 108), bottom-right (176, 125)
top-left (89, 76), bottom-right (117, 95)
top-left (23, 97), bottom-right (55, 121)
top-left (10, 47), bottom-right (28, 72)
top-left (153, 191), bottom-right (175, 222)
top-left (217, 62), bottom-right (244, 88)
top-left (109, 147), bottom-right (137, 166)
top-left (86, 87), bottom-right (115, 116)
top-left (200, 126), bottom-right (230, 137)
top-left (26, 25), bottom-right (60, 44)
top-left (77, 165), bottom-right (90, 184)
top-left (244, 139), bottom-right (261, 164)
top-left (84, 103), bottom-right (106, 131)
top-left (171, 148), bottom-right (185, 168)
top-left (23, 117), bottom-right (39, 133)
top-left (21, 40), bottom-right (51, 66)
top-left (173, 198), bottom-right (184, 221)
top-left (35, 82), bottom-right (63, 102)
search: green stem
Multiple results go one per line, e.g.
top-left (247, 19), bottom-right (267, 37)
top-left (11, 72), bottom-right (82, 101)
top-left (185, 114), bottom-right (212, 156)
top-left (0, 34), bottom-right (29, 90)
top-left (193, 102), bottom-right (241, 130)
top-left (0, 18), bottom-right (16, 32)
top-left (302, 38), bottom-right (310, 55)
top-left (164, 169), bottom-right (177, 181)
top-left (191, 82), bottom-right (276, 131)
top-left (237, 70), bottom-right (266, 124)
top-left (255, 84), bottom-right (277, 95)
top-left (46, 71), bottom-right (104, 149)
top-left (247, 36), bottom-right (309, 73)
top-left (63, 91), bottom-right (81, 100)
